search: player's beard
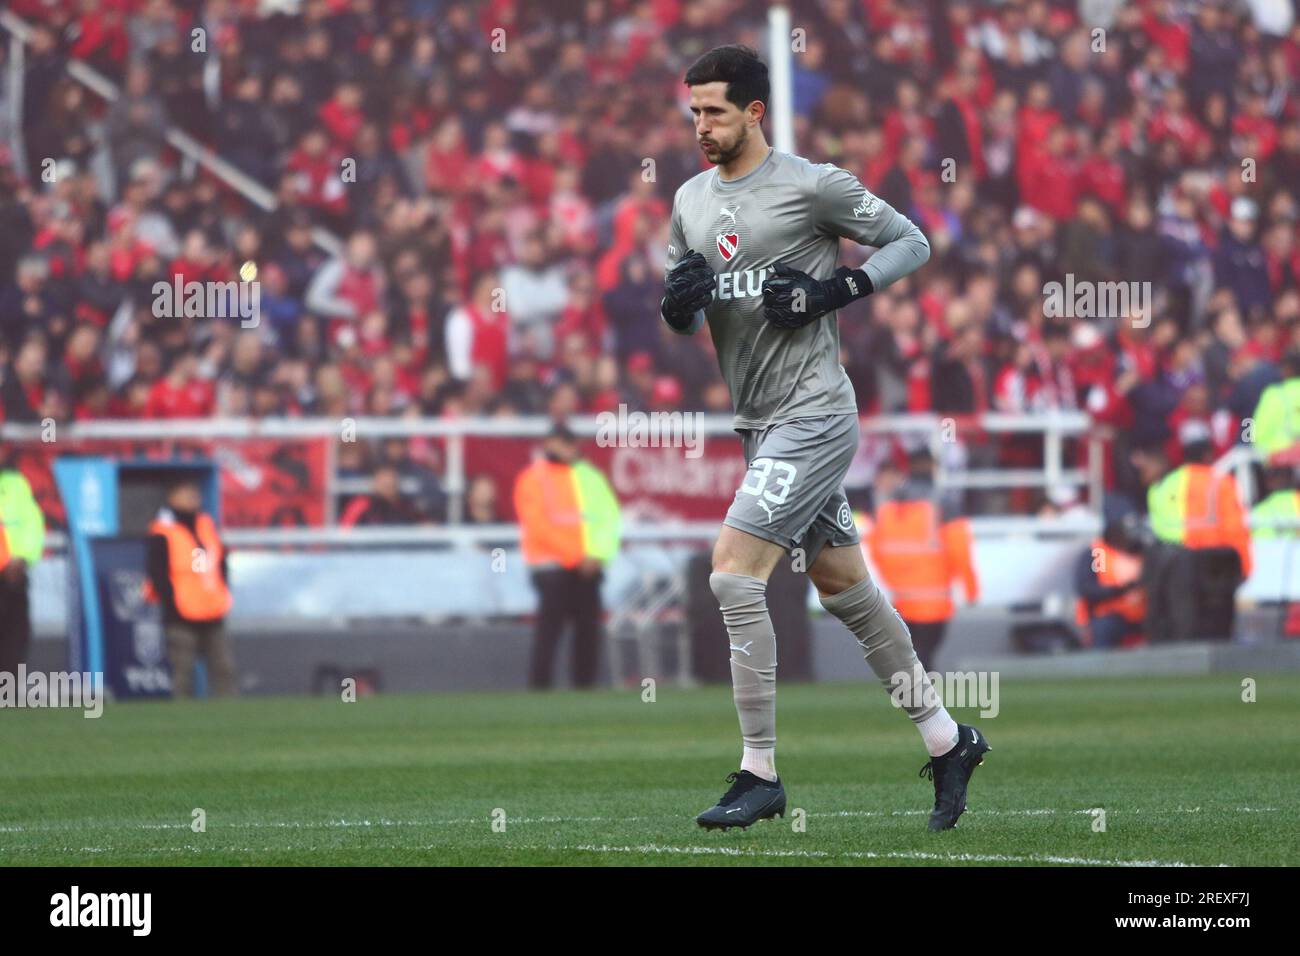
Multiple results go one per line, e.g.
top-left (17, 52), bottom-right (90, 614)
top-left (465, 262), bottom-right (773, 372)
top-left (704, 124), bottom-right (748, 166)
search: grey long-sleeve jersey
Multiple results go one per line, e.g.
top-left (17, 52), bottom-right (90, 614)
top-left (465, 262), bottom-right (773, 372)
top-left (664, 146), bottom-right (930, 430)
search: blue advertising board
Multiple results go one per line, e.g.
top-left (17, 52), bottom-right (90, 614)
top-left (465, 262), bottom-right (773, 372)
top-left (91, 538), bottom-right (172, 698)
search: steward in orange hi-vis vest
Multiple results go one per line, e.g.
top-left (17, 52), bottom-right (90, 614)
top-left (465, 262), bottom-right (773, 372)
top-left (1073, 515), bottom-right (1149, 649)
top-left (867, 488), bottom-right (979, 624)
top-left (144, 509), bottom-right (232, 622)
top-left (143, 479), bottom-right (238, 698)
top-left (1148, 462), bottom-right (1253, 578)
top-left (513, 423), bottom-right (622, 690)
top-left (514, 456), bottom-right (621, 569)
top-left (1075, 537), bottom-right (1146, 627)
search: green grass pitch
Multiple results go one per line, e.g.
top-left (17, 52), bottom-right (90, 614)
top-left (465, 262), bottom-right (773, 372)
top-left (1, 674), bottom-right (1296, 866)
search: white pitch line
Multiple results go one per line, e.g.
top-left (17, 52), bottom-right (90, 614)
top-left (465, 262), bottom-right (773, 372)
top-left (0, 814), bottom-right (647, 834)
top-left (0, 806), bottom-right (1279, 835)
top-left (0, 843), bottom-right (1213, 866)
top-left (533, 843), bottom-right (1206, 867)
top-left (822, 806), bottom-right (1278, 818)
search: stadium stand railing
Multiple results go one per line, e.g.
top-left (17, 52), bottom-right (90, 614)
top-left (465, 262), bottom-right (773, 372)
top-left (0, 8), bottom-right (341, 256)
top-left (2, 410), bottom-right (1104, 537)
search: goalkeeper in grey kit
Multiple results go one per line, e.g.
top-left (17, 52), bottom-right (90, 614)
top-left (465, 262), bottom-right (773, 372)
top-left (662, 45), bottom-right (990, 831)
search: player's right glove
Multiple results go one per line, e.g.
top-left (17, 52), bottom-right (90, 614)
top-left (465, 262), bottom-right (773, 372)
top-left (661, 248), bottom-right (715, 331)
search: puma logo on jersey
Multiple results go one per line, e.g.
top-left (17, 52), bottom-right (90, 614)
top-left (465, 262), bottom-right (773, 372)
top-left (757, 499), bottom-right (777, 524)
top-left (716, 207), bottom-right (742, 261)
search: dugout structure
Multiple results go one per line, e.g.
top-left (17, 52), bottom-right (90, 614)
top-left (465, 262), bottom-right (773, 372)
top-left (53, 457), bottom-right (221, 699)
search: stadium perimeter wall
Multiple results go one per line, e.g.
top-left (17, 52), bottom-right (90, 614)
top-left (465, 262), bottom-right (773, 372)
top-left (26, 606), bottom-right (1299, 696)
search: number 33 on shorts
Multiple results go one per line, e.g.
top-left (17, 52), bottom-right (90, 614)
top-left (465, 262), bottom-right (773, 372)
top-left (739, 457), bottom-right (798, 508)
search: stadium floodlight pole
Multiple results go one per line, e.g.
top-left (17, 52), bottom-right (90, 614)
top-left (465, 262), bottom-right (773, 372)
top-left (766, 4), bottom-right (795, 154)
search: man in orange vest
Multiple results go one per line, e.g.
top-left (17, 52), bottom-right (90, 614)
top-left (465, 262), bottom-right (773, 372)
top-left (513, 422), bottom-right (621, 689)
top-left (1074, 515), bottom-right (1147, 649)
top-left (867, 448), bottom-right (979, 671)
top-left (144, 479), bottom-right (236, 697)
top-left (1133, 422), bottom-right (1252, 641)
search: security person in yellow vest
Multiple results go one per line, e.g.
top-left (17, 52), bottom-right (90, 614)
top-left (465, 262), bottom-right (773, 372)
top-left (1251, 349), bottom-right (1300, 464)
top-left (144, 479), bottom-right (236, 697)
top-left (0, 449), bottom-right (45, 676)
top-left (1134, 422), bottom-right (1252, 642)
top-left (1251, 466), bottom-right (1300, 539)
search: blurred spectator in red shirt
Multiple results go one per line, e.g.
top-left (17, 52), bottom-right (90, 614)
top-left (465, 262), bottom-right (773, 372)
top-left (445, 271), bottom-right (509, 390)
top-left (318, 81), bottom-right (366, 151)
top-left (286, 129), bottom-right (348, 222)
top-left (305, 231), bottom-right (386, 345)
top-left (144, 351), bottom-right (213, 418)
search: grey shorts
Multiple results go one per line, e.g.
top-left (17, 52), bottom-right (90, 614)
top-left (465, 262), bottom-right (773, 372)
top-left (723, 412), bottom-right (861, 562)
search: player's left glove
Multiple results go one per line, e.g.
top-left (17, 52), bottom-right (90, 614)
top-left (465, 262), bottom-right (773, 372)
top-left (761, 262), bottom-right (874, 329)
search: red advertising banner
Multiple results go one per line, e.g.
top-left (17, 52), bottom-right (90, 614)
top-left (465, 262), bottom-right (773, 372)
top-left (210, 438), bottom-right (330, 527)
top-left (464, 433), bottom-right (748, 523)
top-left (12, 431), bottom-right (744, 531)
top-left (13, 437), bottom-right (329, 530)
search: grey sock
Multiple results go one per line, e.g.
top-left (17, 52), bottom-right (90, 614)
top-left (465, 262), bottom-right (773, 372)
top-left (819, 576), bottom-right (941, 723)
top-left (710, 571), bottom-right (777, 749)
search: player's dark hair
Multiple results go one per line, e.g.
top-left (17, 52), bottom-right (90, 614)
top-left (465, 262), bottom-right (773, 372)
top-left (684, 45), bottom-right (769, 120)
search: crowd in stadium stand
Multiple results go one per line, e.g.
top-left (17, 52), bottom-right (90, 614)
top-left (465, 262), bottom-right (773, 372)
top-left (1, 0), bottom-right (1299, 519)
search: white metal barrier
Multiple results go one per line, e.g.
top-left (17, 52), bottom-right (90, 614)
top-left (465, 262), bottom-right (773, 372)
top-left (1, 410), bottom-right (1104, 527)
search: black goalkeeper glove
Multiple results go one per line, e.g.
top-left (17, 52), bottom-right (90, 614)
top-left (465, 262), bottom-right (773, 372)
top-left (761, 262), bottom-right (874, 329)
top-left (661, 248), bottom-right (715, 330)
